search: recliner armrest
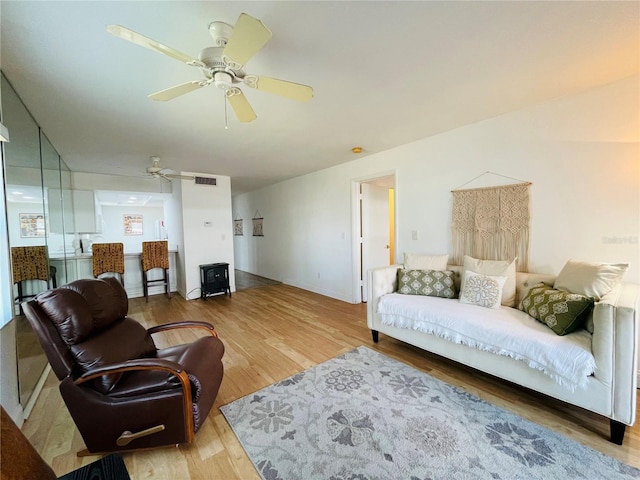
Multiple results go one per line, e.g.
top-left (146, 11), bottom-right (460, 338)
top-left (148, 321), bottom-right (218, 337)
top-left (75, 357), bottom-right (195, 440)
top-left (75, 358), bottom-right (187, 386)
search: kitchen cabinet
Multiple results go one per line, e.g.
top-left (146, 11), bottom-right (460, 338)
top-left (47, 188), bottom-right (75, 234)
top-left (72, 190), bottom-right (102, 233)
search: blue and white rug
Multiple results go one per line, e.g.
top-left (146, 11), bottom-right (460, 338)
top-left (221, 346), bottom-right (639, 479)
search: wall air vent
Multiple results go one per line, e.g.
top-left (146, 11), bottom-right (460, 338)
top-left (195, 176), bottom-right (217, 186)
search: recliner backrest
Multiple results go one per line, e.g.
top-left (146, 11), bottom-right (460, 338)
top-left (23, 277), bottom-right (157, 393)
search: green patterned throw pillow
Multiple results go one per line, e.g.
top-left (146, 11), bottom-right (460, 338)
top-left (397, 269), bottom-right (457, 298)
top-left (519, 283), bottom-right (594, 336)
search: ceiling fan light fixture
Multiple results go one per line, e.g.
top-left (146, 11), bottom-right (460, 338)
top-left (214, 71), bottom-right (233, 90)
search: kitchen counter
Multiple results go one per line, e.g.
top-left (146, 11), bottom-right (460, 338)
top-left (49, 251), bottom-right (178, 299)
top-left (50, 250), bottom-right (178, 260)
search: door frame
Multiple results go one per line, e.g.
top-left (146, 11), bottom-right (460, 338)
top-left (351, 170), bottom-right (397, 304)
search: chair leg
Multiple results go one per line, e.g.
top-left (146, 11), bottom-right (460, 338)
top-left (16, 282), bottom-right (24, 315)
top-left (165, 269), bottom-right (171, 299)
top-left (143, 270), bottom-right (149, 302)
top-left (49, 266), bottom-right (57, 288)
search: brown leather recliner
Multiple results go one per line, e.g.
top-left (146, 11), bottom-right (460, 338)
top-left (22, 277), bottom-right (225, 455)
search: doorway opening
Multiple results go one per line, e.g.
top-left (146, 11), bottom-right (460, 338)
top-left (352, 173), bottom-right (396, 303)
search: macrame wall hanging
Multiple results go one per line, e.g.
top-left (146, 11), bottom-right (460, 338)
top-left (451, 172), bottom-right (531, 271)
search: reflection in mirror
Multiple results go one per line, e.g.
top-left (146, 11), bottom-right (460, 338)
top-left (59, 158), bottom-right (75, 283)
top-left (2, 73), bottom-right (57, 408)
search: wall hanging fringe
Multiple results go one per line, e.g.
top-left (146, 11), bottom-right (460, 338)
top-left (451, 177), bottom-right (531, 271)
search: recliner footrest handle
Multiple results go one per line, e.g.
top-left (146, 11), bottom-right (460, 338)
top-left (116, 424), bottom-right (166, 446)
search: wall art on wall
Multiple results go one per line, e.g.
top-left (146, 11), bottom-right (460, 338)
top-left (123, 214), bottom-right (143, 236)
top-left (252, 210), bottom-right (264, 237)
top-left (19, 213), bottom-right (45, 238)
top-left (234, 214), bottom-right (243, 236)
top-left (451, 172), bottom-right (531, 271)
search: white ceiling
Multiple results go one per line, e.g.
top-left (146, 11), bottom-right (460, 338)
top-left (2, 1), bottom-right (638, 194)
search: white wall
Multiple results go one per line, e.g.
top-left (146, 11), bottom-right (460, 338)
top-left (233, 75), bottom-right (640, 303)
top-left (98, 204), bottom-right (165, 252)
top-left (179, 174), bottom-right (235, 300)
top-left (167, 179), bottom-right (186, 295)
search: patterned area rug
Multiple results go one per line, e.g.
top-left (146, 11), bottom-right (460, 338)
top-left (221, 346), bottom-right (640, 480)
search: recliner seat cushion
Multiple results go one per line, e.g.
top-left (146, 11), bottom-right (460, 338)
top-left (71, 317), bottom-right (157, 393)
top-left (107, 336), bottom-right (225, 404)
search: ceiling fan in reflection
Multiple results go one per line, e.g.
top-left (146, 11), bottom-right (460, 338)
top-left (146, 157), bottom-right (193, 181)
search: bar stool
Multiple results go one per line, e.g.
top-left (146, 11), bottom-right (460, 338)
top-left (141, 240), bottom-right (170, 302)
top-left (10, 246), bottom-right (55, 313)
top-left (92, 242), bottom-right (125, 285)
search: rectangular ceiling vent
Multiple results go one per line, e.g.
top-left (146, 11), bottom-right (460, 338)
top-left (194, 176), bottom-right (217, 186)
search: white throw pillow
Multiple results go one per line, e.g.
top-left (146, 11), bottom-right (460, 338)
top-left (554, 259), bottom-right (629, 300)
top-left (462, 256), bottom-right (517, 307)
top-left (459, 270), bottom-right (507, 310)
top-left (403, 253), bottom-right (449, 271)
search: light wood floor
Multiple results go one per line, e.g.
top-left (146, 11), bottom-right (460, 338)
top-left (23, 284), bottom-right (640, 478)
top-left (234, 270), bottom-right (281, 291)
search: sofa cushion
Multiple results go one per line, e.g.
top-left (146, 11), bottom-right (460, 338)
top-left (397, 269), bottom-right (457, 298)
top-left (377, 292), bottom-right (595, 390)
top-left (459, 270), bottom-right (506, 309)
top-left (520, 283), bottom-right (594, 336)
top-left (403, 253), bottom-right (449, 271)
top-left (462, 256), bottom-right (517, 307)
top-left (554, 259), bottom-right (628, 300)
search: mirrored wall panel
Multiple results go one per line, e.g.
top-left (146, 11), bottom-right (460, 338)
top-left (2, 72), bottom-right (75, 407)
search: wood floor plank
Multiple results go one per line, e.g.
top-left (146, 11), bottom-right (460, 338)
top-left (22, 283), bottom-right (640, 478)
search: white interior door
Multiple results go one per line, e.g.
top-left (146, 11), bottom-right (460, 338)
top-left (361, 183), bottom-right (390, 301)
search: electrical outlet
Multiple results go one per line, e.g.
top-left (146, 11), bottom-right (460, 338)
top-left (412, 230), bottom-right (418, 240)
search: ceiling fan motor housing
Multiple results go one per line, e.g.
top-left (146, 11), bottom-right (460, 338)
top-left (198, 46), bottom-right (244, 85)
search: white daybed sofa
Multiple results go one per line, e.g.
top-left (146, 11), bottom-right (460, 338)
top-left (367, 264), bottom-right (639, 444)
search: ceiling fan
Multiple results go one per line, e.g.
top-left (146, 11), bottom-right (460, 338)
top-left (146, 156), bottom-right (194, 181)
top-left (106, 13), bottom-right (313, 123)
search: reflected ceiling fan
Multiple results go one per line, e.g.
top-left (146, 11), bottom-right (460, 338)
top-left (146, 156), bottom-right (194, 181)
top-left (106, 13), bottom-right (313, 123)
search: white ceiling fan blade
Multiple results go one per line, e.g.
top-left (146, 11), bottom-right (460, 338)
top-left (244, 75), bottom-right (313, 102)
top-left (106, 25), bottom-right (204, 67)
top-left (226, 89), bottom-right (257, 123)
top-left (148, 81), bottom-right (209, 101)
top-left (221, 13), bottom-right (272, 69)
top-left (163, 173), bottom-right (195, 180)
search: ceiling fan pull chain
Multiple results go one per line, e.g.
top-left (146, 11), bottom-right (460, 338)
top-left (224, 92), bottom-right (229, 130)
